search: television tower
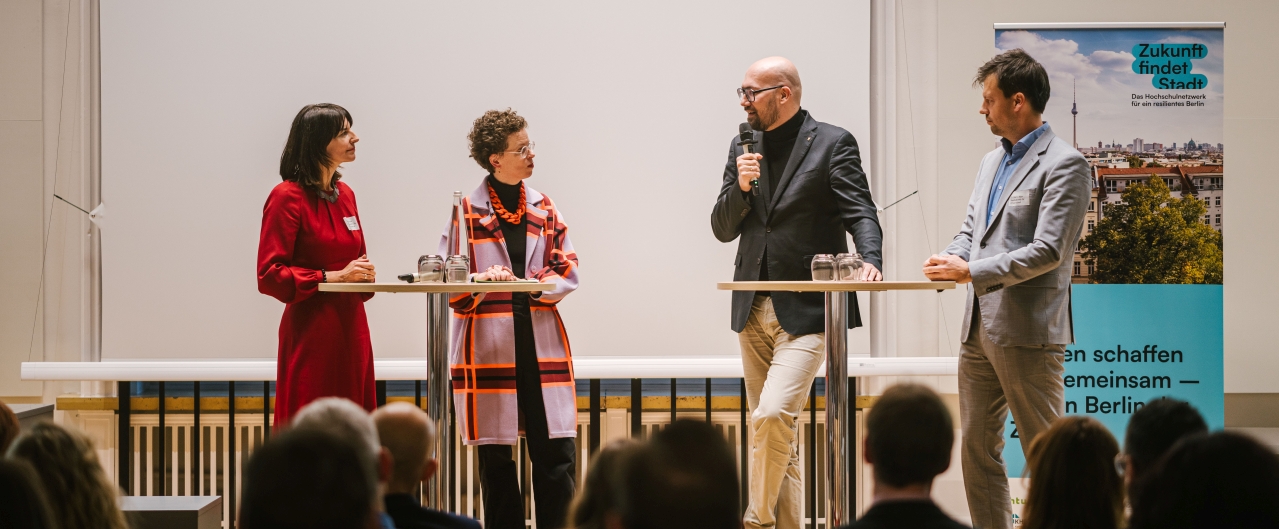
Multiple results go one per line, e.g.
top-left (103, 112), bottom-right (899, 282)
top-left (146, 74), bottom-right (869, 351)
top-left (1071, 79), bottom-right (1078, 150)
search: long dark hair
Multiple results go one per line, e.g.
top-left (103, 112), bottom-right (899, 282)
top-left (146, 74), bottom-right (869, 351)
top-left (1021, 416), bottom-right (1123, 529)
top-left (279, 103), bottom-right (353, 192)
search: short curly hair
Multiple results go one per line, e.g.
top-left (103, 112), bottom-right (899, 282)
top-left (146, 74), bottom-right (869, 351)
top-left (468, 109), bottom-right (527, 173)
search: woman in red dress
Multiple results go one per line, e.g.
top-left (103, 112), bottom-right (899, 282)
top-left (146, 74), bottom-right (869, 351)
top-left (257, 103), bottom-right (378, 427)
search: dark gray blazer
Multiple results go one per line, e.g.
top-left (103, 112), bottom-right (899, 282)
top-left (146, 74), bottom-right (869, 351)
top-left (711, 113), bottom-right (882, 336)
top-left (943, 125), bottom-right (1091, 346)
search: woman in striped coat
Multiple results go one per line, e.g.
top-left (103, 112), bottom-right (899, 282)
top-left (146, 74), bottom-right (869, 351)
top-left (438, 109), bottom-right (579, 529)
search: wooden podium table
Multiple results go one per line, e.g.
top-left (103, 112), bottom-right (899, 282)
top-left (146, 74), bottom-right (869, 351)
top-left (318, 281), bottom-right (553, 510)
top-left (717, 280), bottom-right (955, 526)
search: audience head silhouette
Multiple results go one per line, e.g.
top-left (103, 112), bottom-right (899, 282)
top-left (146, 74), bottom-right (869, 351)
top-left (618, 419), bottom-right (740, 529)
top-left (567, 438), bottom-right (642, 529)
top-left (0, 459), bottom-right (57, 529)
top-left (1021, 416), bottom-right (1122, 529)
top-left (8, 421), bottom-right (129, 529)
top-left (240, 428), bottom-right (379, 529)
top-left (1122, 397), bottom-right (1207, 487)
top-left (1129, 431), bottom-right (1279, 529)
top-left (371, 401), bottom-right (438, 494)
top-left (291, 397), bottom-right (391, 504)
top-left (864, 383), bottom-right (954, 490)
top-left (844, 384), bottom-right (970, 529)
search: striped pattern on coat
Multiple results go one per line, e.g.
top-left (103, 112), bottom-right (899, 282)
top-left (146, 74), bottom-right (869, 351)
top-left (438, 180), bottom-right (579, 445)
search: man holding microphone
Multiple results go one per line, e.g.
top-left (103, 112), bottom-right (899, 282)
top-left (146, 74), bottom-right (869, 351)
top-left (712, 56), bottom-right (882, 529)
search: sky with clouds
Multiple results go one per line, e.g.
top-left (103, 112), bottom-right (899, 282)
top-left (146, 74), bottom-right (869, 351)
top-left (995, 28), bottom-right (1223, 149)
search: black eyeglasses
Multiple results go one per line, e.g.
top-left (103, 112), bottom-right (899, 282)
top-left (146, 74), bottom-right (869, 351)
top-left (737, 85), bottom-right (784, 103)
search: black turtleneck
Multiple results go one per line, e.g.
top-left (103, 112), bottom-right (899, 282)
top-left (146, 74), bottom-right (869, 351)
top-left (757, 108), bottom-right (807, 287)
top-left (486, 174), bottom-right (527, 278)
top-left (762, 108), bottom-right (807, 196)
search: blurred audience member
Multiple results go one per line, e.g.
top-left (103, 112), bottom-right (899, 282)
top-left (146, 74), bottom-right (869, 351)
top-left (618, 419), bottom-right (740, 529)
top-left (1120, 397), bottom-right (1207, 492)
top-left (372, 402), bottom-right (480, 529)
top-left (291, 397), bottom-right (394, 528)
top-left (240, 428), bottom-right (379, 529)
top-left (8, 421), bottom-right (128, 529)
top-left (0, 459), bottom-right (57, 529)
top-left (0, 401), bottom-right (20, 455)
top-left (1129, 431), bottom-right (1279, 529)
top-left (1020, 416), bottom-right (1122, 529)
top-left (566, 439), bottom-right (642, 529)
top-left (842, 384), bottom-right (968, 529)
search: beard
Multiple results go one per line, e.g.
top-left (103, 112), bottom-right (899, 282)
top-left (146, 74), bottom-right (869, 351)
top-left (747, 100), bottom-right (780, 130)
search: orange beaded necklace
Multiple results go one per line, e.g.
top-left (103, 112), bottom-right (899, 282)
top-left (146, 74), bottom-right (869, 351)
top-left (487, 181), bottom-right (526, 224)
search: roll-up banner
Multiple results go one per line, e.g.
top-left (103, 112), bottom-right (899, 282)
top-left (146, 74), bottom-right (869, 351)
top-left (990, 21), bottom-right (1225, 512)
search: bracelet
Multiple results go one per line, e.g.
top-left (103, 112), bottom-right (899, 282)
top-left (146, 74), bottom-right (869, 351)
top-left (321, 269), bottom-right (327, 283)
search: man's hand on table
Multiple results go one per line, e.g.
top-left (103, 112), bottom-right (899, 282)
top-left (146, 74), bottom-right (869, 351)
top-left (859, 263), bottom-right (883, 281)
top-left (922, 254), bottom-right (971, 284)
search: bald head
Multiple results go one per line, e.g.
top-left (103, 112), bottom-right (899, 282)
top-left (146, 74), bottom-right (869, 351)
top-left (742, 57), bottom-right (802, 130)
top-left (372, 402), bottom-right (437, 493)
top-left (746, 57), bottom-right (802, 101)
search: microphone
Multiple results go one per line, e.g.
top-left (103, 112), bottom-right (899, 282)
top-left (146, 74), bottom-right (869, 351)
top-left (738, 123), bottom-right (760, 196)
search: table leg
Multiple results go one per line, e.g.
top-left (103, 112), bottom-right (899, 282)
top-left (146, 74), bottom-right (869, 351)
top-left (426, 292), bottom-right (453, 511)
top-left (825, 291), bottom-right (849, 528)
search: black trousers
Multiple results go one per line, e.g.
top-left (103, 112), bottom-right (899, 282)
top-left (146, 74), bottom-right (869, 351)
top-left (477, 296), bottom-right (576, 529)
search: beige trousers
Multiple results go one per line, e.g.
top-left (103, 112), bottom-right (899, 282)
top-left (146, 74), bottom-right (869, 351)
top-left (739, 295), bottom-right (825, 529)
top-left (960, 303), bottom-right (1066, 529)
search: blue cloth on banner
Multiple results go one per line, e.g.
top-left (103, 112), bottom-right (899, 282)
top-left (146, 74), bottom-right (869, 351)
top-left (1002, 284), bottom-right (1225, 476)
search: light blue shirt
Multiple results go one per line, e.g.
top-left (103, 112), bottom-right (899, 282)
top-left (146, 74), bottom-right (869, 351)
top-left (987, 122), bottom-right (1050, 225)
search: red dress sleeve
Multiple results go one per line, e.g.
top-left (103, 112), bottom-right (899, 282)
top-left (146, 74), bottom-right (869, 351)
top-left (258, 184), bottom-right (323, 303)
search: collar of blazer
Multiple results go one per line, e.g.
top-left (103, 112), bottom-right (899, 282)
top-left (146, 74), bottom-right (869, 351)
top-left (466, 179), bottom-right (548, 269)
top-left (980, 125), bottom-right (1057, 241)
top-left (759, 113), bottom-right (821, 215)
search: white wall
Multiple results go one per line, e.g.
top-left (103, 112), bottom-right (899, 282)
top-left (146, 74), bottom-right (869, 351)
top-left (0, 0), bottom-right (97, 400)
top-left (98, 1), bottom-right (871, 361)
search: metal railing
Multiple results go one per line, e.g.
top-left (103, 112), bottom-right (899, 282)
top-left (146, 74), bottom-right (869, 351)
top-left (106, 378), bottom-right (848, 529)
top-left (28, 356), bottom-right (959, 529)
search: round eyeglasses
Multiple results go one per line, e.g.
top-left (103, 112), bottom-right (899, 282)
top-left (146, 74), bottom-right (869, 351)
top-left (737, 85), bottom-right (784, 103)
top-left (504, 142), bottom-right (536, 159)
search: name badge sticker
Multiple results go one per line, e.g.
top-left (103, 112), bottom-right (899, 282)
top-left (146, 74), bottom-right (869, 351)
top-left (344, 216), bottom-right (360, 231)
top-left (1007, 189), bottom-right (1034, 207)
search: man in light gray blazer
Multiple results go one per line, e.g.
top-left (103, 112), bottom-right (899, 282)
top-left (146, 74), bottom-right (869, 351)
top-left (924, 49), bottom-right (1091, 529)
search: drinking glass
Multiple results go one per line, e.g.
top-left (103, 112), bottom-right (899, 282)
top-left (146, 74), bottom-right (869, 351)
top-left (444, 255), bottom-right (470, 283)
top-left (837, 253), bottom-right (865, 282)
top-left (418, 255), bottom-right (445, 282)
top-left (811, 254), bottom-right (836, 281)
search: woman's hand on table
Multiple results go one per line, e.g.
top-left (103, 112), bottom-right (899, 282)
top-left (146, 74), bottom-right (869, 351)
top-left (330, 255), bottom-right (376, 283)
top-left (476, 265), bottom-right (517, 282)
